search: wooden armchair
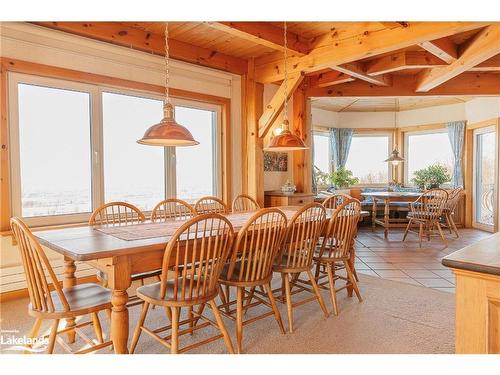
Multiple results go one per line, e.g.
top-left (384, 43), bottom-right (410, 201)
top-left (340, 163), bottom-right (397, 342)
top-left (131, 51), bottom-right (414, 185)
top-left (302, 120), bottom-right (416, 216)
top-left (441, 187), bottom-right (464, 238)
top-left (402, 189), bottom-right (449, 247)
top-left (10, 217), bottom-right (113, 354)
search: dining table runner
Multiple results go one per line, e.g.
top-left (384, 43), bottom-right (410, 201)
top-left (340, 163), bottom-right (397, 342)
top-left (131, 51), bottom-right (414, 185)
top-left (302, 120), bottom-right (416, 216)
top-left (94, 207), bottom-right (304, 241)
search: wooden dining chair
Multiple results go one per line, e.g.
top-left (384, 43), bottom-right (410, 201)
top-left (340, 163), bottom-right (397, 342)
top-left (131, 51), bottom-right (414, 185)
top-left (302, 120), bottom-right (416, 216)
top-left (231, 194), bottom-right (261, 212)
top-left (322, 192), bottom-right (352, 209)
top-left (314, 198), bottom-right (362, 315)
top-left (217, 208), bottom-right (287, 353)
top-left (194, 196), bottom-right (228, 214)
top-left (402, 188), bottom-right (449, 247)
top-left (272, 203), bottom-right (329, 332)
top-left (130, 213), bottom-right (235, 354)
top-left (89, 202), bottom-right (161, 299)
top-left (151, 198), bottom-right (197, 222)
top-left (441, 187), bottom-right (464, 238)
top-left (10, 217), bottom-right (113, 354)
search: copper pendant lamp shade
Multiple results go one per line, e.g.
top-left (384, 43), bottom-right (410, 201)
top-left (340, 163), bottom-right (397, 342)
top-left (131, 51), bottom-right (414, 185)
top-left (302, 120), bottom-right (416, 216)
top-left (137, 103), bottom-right (199, 146)
top-left (385, 149), bottom-right (405, 164)
top-left (265, 120), bottom-right (308, 151)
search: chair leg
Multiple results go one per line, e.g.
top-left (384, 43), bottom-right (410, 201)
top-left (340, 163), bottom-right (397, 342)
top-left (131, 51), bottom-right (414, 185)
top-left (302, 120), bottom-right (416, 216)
top-left (265, 282), bottom-right (285, 334)
top-left (450, 214), bottom-right (460, 238)
top-left (105, 308), bottom-right (113, 351)
top-left (208, 300), bottom-right (234, 354)
top-left (170, 307), bottom-right (180, 354)
top-left (164, 307), bottom-right (172, 322)
top-left (402, 219), bottom-right (412, 241)
top-left (283, 273), bottom-right (294, 333)
top-left (243, 286), bottom-right (256, 314)
top-left (436, 221), bottom-right (448, 247)
top-left (444, 213), bottom-right (453, 234)
top-left (46, 319), bottom-right (59, 354)
top-left (130, 302), bottom-right (150, 354)
top-left (307, 270), bottom-right (329, 318)
top-left (91, 312), bottom-right (104, 344)
top-left (188, 307), bottom-right (194, 334)
top-left (344, 260), bottom-right (362, 302)
top-left (236, 287), bottom-right (243, 354)
top-left (218, 283), bottom-right (228, 308)
top-left (326, 263), bottom-right (339, 316)
top-left (418, 223), bottom-right (424, 248)
top-left (224, 284), bottom-right (231, 313)
top-left (25, 318), bottom-right (42, 354)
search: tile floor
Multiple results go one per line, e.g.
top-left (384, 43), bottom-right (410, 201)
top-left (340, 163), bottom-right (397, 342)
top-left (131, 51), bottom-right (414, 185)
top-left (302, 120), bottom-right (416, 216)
top-left (354, 226), bottom-right (491, 293)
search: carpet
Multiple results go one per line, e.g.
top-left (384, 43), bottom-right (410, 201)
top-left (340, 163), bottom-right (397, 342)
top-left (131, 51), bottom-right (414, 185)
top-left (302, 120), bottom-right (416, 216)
top-left (0, 274), bottom-right (454, 354)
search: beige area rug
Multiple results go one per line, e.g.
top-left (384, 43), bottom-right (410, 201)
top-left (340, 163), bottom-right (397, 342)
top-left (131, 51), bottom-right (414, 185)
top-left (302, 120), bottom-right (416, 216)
top-left (0, 274), bottom-right (454, 354)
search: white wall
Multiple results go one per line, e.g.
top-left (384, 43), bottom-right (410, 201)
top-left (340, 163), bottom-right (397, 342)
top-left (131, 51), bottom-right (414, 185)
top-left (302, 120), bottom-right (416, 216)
top-left (465, 97), bottom-right (500, 124)
top-left (0, 22), bottom-right (244, 291)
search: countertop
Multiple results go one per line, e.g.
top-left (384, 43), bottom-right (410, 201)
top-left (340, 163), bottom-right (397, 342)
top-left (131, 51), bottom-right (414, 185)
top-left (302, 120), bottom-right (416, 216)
top-left (442, 232), bottom-right (500, 276)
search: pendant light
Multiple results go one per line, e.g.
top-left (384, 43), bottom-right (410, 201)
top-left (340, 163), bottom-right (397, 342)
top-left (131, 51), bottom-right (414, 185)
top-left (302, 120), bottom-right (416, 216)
top-left (137, 23), bottom-right (199, 147)
top-left (385, 98), bottom-right (404, 165)
top-left (265, 21), bottom-right (308, 152)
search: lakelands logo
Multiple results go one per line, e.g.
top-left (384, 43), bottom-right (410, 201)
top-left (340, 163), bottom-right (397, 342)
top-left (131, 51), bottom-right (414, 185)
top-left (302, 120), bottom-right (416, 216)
top-left (0, 329), bottom-right (48, 353)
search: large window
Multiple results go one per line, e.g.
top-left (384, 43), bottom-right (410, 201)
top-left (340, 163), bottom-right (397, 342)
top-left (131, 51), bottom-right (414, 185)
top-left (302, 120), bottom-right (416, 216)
top-left (405, 130), bottom-right (454, 185)
top-left (313, 133), bottom-right (330, 174)
top-left (9, 73), bottom-right (221, 225)
top-left (345, 135), bottom-right (391, 184)
top-left (14, 83), bottom-right (92, 218)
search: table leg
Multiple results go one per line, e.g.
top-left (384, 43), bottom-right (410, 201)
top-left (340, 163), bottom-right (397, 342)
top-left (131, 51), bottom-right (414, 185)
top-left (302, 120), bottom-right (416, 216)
top-left (371, 199), bottom-right (377, 231)
top-left (107, 256), bottom-right (131, 354)
top-left (384, 198), bottom-right (390, 239)
top-left (63, 257), bottom-right (77, 343)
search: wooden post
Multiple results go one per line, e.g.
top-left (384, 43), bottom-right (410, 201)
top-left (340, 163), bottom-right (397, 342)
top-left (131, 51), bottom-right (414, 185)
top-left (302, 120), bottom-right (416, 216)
top-left (292, 80), bottom-right (312, 193)
top-left (244, 59), bottom-right (264, 206)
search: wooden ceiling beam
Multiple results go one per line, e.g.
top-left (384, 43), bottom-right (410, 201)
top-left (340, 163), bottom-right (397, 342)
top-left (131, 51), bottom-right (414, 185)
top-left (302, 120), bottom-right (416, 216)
top-left (469, 54), bottom-right (500, 72)
top-left (306, 72), bottom-right (500, 97)
top-left (257, 72), bottom-right (304, 138)
top-left (205, 22), bottom-right (310, 56)
top-left (365, 51), bottom-right (447, 75)
top-left (331, 62), bottom-right (391, 86)
top-left (33, 22), bottom-right (248, 75)
top-left (416, 25), bottom-right (500, 92)
top-left (315, 70), bottom-right (355, 87)
top-left (255, 22), bottom-right (488, 83)
top-left (418, 37), bottom-right (458, 63)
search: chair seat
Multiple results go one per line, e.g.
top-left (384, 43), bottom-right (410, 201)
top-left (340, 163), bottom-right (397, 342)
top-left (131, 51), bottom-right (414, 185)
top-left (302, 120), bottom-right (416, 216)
top-left (97, 269), bottom-right (162, 282)
top-left (29, 283), bottom-right (112, 318)
top-left (407, 211), bottom-right (436, 220)
top-left (136, 280), bottom-right (216, 307)
top-left (273, 253), bottom-right (311, 272)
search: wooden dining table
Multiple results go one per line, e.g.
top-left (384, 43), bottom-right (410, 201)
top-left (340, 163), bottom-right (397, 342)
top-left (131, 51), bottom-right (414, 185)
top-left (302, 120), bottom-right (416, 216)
top-left (34, 206), bottom-right (367, 354)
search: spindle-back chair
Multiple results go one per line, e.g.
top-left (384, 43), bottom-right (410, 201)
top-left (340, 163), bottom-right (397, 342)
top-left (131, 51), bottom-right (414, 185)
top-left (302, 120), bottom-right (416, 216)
top-left (194, 196), bottom-right (228, 214)
top-left (442, 187), bottom-right (464, 238)
top-left (151, 198), bottom-right (197, 222)
top-left (231, 194), bottom-right (261, 212)
top-left (322, 192), bottom-right (352, 210)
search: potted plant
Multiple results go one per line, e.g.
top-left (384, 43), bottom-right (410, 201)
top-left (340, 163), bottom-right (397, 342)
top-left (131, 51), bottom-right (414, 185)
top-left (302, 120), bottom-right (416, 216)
top-left (411, 164), bottom-right (451, 190)
top-left (313, 165), bottom-right (330, 190)
top-left (329, 167), bottom-right (359, 189)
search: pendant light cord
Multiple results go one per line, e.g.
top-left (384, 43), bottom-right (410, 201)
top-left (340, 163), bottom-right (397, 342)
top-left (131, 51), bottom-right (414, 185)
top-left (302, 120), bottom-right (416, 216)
top-left (283, 21), bottom-right (289, 129)
top-left (165, 23), bottom-right (170, 105)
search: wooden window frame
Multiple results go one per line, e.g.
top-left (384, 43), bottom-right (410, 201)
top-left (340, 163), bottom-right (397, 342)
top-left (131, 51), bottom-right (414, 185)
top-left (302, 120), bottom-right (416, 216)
top-left (0, 58), bottom-right (232, 232)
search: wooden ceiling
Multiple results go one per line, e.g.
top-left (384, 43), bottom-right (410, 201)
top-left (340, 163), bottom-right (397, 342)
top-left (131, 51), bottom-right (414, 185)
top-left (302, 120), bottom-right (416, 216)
top-left (31, 21), bottom-right (500, 126)
top-left (311, 96), bottom-right (473, 112)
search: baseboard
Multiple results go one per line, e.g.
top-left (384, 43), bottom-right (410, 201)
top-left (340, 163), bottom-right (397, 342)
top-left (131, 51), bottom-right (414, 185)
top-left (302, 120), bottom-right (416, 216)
top-left (0, 275), bottom-right (99, 303)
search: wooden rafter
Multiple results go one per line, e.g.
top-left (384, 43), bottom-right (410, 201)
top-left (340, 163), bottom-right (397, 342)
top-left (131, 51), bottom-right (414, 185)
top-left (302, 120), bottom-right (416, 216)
top-left (315, 70), bottom-right (355, 87)
top-left (470, 54), bottom-right (500, 72)
top-left (33, 22), bottom-right (247, 75)
top-left (205, 22), bottom-right (310, 56)
top-left (332, 62), bottom-right (391, 86)
top-left (365, 51), bottom-right (447, 75)
top-left (416, 25), bottom-right (500, 92)
top-left (307, 72), bottom-right (500, 97)
top-left (257, 72), bottom-right (304, 138)
top-left (254, 22), bottom-right (488, 83)
top-left (418, 37), bottom-right (458, 64)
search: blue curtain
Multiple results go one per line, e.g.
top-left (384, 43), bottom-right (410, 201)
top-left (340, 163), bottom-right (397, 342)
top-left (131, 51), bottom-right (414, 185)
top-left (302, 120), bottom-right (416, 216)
top-left (329, 128), bottom-right (353, 169)
top-left (447, 121), bottom-right (466, 187)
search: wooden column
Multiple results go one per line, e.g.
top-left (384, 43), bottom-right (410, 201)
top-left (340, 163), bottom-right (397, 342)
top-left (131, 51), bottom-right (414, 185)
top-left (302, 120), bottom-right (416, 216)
top-left (292, 81), bottom-right (312, 193)
top-left (244, 59), bottom-right (265, 206)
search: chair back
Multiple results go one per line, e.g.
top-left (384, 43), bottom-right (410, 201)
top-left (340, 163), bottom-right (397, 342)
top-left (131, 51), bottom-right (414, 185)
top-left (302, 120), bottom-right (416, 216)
top-left (226, 208), bottom-right (287, 284)
top-left (279, 203), bottom-right (327, 270)
top-left (151, 198), bottom-right (197, 222)
top-left (194, 196), bottom-right (228, 214)
top-left (160, 214), bottom-right (234, 302)
top-left (232, 194), bottom-right (261, 212)
top-left (445, 187), bottom-right (464, 212)
top-left (410, 189), bottom-right (449, 220)
top-left (322, 192), bottom-right (352, 209)
top-left (10, 217), bottom-right (69, 314)
top-left (89, 201), bottom-right (145, 226)
top-left (318, 198), bottom-right (361, 260)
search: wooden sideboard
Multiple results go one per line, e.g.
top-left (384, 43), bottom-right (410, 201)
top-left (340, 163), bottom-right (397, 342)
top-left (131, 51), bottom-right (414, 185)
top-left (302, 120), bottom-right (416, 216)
top-left (264, 191), bottom-right (315, 208)
top-left (442, 232), bottom-right (500, 354)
